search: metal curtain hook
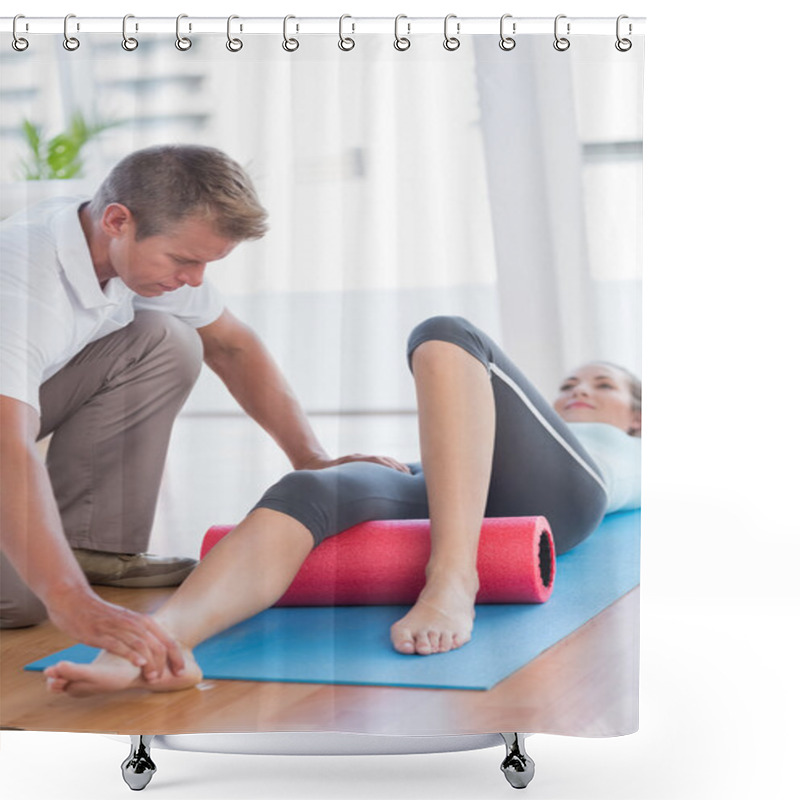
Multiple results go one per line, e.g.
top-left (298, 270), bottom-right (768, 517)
top-left (283, 15), bottom-right (299, 52)
top-left (615, 14), bottom-right (632, 51)
top-left (176, 14), bottom-right (192, 51)
top-left (553, 14), bottom-right (570, 51)
top-left (63, 13), bottom-right (80, 51)
top-left (122, 14), bottom-right (139, 51)
top-left (443, 13), bottom-right (460, 51)
top-left (338, 14), bottom-right (355, 51)
top-left (12, 14), bottom-right (29, 51)
top-left (227, 15), bottom-right (243, 51)
top-left (499, 13), bottom-right (516, 51)
top-left (394, 14), bottom-right (410, 51)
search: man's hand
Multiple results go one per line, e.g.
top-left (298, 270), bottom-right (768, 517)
top-left (46, 587), bottom-right (186, 682)
top-left (298, 453), bottom-right (412, 474)
top-left (199, 312), bottom-right (413, 475)
top-left (1, 395), bottom-right (185, 682)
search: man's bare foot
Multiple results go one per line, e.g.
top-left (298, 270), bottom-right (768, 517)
top-left (43, 642), bottom-right (202, 698)
top-left (390, 568), bottom-right (479, 655)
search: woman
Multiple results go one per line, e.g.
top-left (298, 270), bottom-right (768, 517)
top-left (44, 316), bottom-right (641, 696)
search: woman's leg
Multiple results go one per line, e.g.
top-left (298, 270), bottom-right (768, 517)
top-left (153, 509), bottom-right (314, 647)
top-left (389, 338), bottom-right (495, 656)
top-left (45, 460), bottom-right (432, 695)
top-left (44, 509), bottom-right (314, 697)
top-left (394, 316), bottom-right (609, 656)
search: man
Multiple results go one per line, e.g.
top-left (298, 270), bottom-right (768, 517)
top-left (0, 144), bottom-right (407, 682)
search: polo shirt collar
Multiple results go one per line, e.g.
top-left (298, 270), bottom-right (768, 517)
top-left (54, 198), bottom-right (118, 309)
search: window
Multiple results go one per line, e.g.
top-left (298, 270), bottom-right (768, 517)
top-left (572, 57), bottom-right (643, 282)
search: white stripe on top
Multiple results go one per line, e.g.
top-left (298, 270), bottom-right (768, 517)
top-left (488, 362), bottom-right (609, 495)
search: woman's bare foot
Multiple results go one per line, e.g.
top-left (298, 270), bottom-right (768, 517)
top-left (43, 642), bottom-right (202, 698)
top-left (390, 568), bottom-right (479, 655)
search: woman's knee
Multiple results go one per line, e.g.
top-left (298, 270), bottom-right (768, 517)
top-left (255, 462), bottom-right (420, 548)
top-left (267, 469), bottom-right (338, 506)
top-left (255, 470), bottom-right (338, 547)
top-left (406, 315), bottom-right (489, 371)
top-left (408, 315), bottom-right (471, 350)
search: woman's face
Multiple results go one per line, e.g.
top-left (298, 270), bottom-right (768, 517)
top-left (553, 364), bottom-right (641, 435)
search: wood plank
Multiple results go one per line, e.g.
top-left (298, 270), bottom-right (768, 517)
top-left (1, 586), bottom-right (638, 736)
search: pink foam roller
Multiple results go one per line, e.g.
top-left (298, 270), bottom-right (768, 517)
top-left (201, 516), bottom-right (555, 606)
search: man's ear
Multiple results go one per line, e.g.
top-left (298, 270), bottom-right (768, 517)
top-left (101, 203), bottom-right (134, 238)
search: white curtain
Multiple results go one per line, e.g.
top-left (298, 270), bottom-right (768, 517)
top-left (187, 34), bottom-right (500, 416)
top-left (0, 34), bottom-right (640, 413)
top-left (0, 31), bottom-right (642, 540)
top-left (475, 35), bottom-right (642, 392)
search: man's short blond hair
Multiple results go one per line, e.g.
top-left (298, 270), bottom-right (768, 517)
top-left (87, 144), bottom-right (268, 242)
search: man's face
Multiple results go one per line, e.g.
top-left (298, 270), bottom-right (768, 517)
top-left (104, 207), bottom-right (237, 297)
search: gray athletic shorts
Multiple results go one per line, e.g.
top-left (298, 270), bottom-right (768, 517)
top-left (253, 316), bottom-right (609, 555)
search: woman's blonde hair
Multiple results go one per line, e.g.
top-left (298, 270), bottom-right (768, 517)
top-left (594, 361), bottom-right (642, 436)
top-left (87, 144), bottom-right (268, 242)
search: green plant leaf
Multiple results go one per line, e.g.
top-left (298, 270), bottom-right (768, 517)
top-left (20, 111), bottom-right (120, 181)
top-left (22, 119), bottom-right (41, 154)
top-left (47, 134), bottom-right (83, 178)
top-left (67, 111), bottom-right (91, 146)
top-left (20, 119), bottom-right (46, 180)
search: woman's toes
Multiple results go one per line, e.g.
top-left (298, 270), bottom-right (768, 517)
top-left (45, 676), bottom-right (68, 694)
top-left (397, 638), bottom-right (415, 654)
top-left (390, 624), bottom-right (415, 654)
top-left (48, 661), bottom-right (84, 683)
top-left (428, 631), bottom-right (443, 653)
top-left (44, 664), bottom-right (71, 693)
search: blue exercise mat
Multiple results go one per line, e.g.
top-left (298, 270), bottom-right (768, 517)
top-left (26, 510), bottom-right (640, 691)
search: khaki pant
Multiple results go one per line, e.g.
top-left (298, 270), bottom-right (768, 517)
top-left (0, 311), bottom-right (203, 628)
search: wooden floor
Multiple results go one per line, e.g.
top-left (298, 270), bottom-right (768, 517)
top-left (0, 586), bottom-right (639, 737)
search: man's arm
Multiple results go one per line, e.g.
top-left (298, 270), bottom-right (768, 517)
top-left (198, 309), bottom-right (410, 473)
top-left (0, 396), bottom-right (185, 680)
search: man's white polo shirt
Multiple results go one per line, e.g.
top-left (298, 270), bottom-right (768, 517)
top-left (0, 196), bottom-right (225, 415)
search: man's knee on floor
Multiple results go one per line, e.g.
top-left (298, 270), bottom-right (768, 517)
top-left (0, 594), bottom-right (48, 629)
top-left (128, 311), bottom-right (204, 386)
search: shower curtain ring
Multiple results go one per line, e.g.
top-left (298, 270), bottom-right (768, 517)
top-left (338, 14), bottom-right (355, 51)
top-left (443, 14), bottom-right (460, 51)
top-left (176, 14), bottom-right (192, 51)
top-left (122, 15), bottom-right (139, 51)
top-left (63, 13), bottom-right (80, 51)
top-left (499, 14), bottom-right (516, 51)
top-left (615, 15), bottom-right (633, 52)
top-left (553, 14), bottom-right (570, 51)
top-left (394, 15), bottom-right (411, 51)
top-left (12, 15), bottom-right (29, 51)
top-left (283, 15), bottom-right (299, 52)
top-left (226, 15), bottom-right (243, 51)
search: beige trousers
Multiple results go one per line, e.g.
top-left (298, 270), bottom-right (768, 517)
top-left (0, 311), bottom-right (203, 628)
